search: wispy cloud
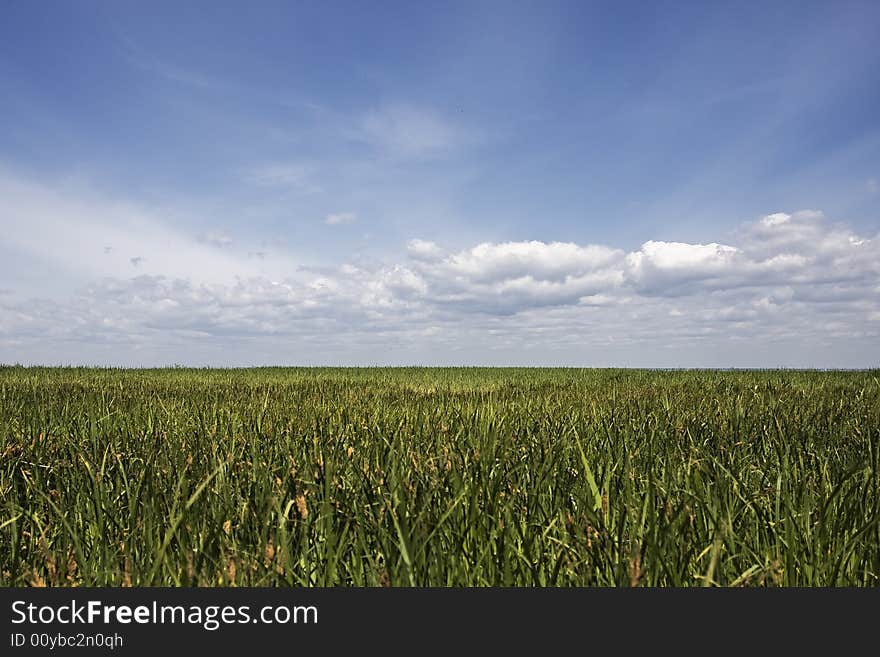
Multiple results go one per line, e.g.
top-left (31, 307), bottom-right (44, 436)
top-left (0, 171), bottom-right (295, 286)
top-left (116, 32), bottom-right (221, 90)
top-left (325, 212), bottom-right (357, 226)
top-left (353, 104), bottom-right (465, 159)
top-left (197, 231), bottom-right (233, 247)
top-left (242, 164), bottom-right (321, 193)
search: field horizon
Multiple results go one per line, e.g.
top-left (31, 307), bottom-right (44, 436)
top-left (4, 364), bottom-right (879, 372)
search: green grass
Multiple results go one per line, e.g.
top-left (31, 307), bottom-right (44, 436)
top-left (1, 366), bottom-right (878, 586)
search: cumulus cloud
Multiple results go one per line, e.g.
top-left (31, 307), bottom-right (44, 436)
top-left (407, 239), bottom-right (445, 261)
top-left (429, 241), bottom-right (622, 283)
top-left (1, 201), bottom-right (878, 366)
top-left (397, 240), bottom-right (627, 314)
top-left (625, 240), bottom-right (741, 293)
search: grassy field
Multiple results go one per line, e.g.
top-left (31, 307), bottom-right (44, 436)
top-left (1, 366), bottom-right (878, 586)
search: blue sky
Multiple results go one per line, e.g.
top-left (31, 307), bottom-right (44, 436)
top-left (1, 1), bottom-right (879, 366)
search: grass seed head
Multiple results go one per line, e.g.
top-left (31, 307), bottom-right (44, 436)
top-left (295, 494), bottom-right (309, 519)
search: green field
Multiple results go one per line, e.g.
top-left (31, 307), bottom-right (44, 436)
top-left (1, 367), bottom-right (878, 586)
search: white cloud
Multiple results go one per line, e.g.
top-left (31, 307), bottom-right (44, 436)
top-left (431, 241), bottom-right (623, 284)
top-left (1, 197), bottom-right (878, 366)
top-left (407, 239), bottom-right (445, 261)
top-left (198, 231), bottom-right (233, 247)
top-left (0, 171), bottom-right (300, 287)
top-left (398, 240), bottom-right (627, 313)
top-left (626, 240), bottom-right (741, 292)
top-left (243, 164), bottom-right (320, 192)
top-left (355, 104), bottom-right (463, 159)
top-left (761, 212), bottom-right (792, 227)
top-left (325, 212), bottom-right (357, 226)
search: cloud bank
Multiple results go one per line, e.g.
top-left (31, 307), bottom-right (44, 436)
top-left (2, 192), bottom-right (877, 366)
